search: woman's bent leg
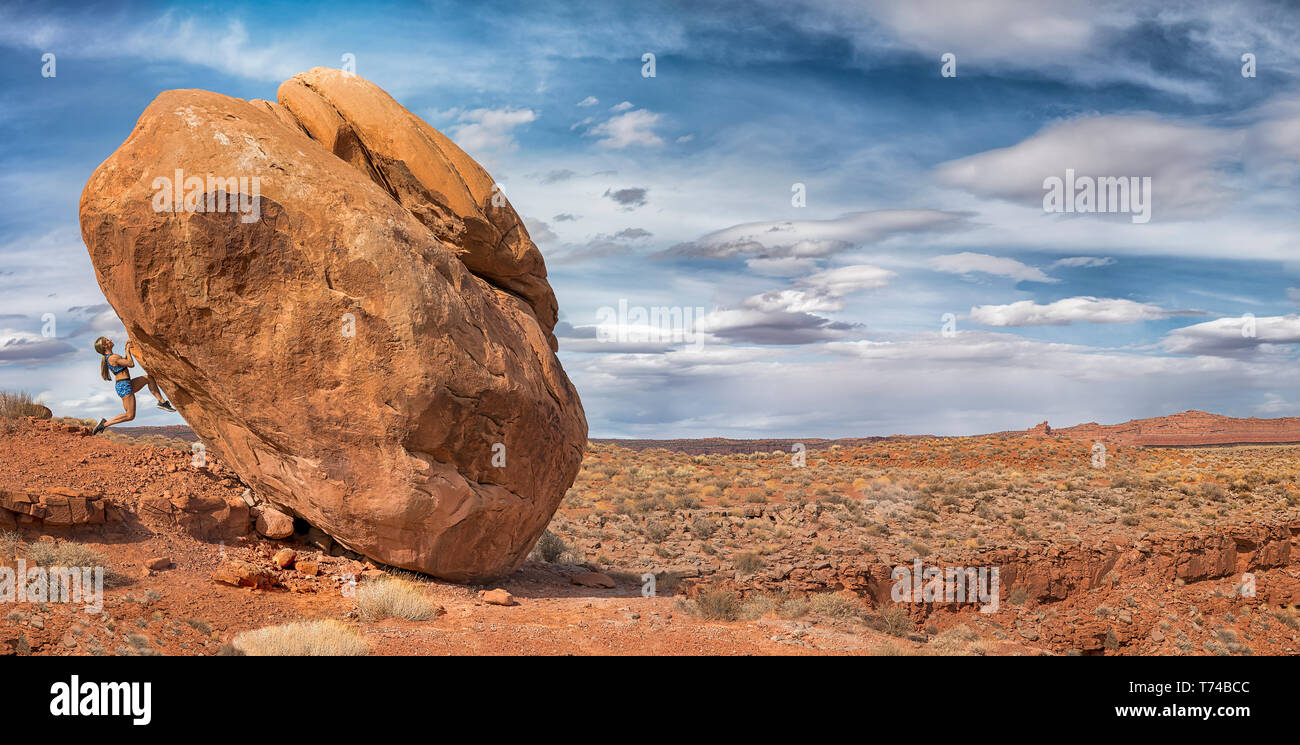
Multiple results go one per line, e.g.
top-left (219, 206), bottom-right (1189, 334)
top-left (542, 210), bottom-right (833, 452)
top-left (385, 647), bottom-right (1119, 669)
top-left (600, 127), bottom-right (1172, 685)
top-left (104, 393), bottom-right (136, 427)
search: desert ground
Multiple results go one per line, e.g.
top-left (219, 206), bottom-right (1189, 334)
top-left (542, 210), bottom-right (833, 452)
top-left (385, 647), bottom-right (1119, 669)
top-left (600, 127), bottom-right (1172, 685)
top-left (2, 408), bottom-right (1298, 656)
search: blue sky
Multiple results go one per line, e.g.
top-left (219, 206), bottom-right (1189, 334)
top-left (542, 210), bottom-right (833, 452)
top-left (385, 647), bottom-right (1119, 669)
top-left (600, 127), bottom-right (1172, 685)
top-left (4, 0), bottom-right (1300, 437)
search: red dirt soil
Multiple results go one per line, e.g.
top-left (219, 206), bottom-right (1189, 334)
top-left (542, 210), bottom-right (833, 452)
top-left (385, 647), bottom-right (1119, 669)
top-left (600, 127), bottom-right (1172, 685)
top-left (3, 416), bottom-right (1298, 656)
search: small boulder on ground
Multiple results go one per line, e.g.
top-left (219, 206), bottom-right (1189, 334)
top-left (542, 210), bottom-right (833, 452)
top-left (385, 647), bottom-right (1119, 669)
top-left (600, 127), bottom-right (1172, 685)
top-left (481, 588), bottom-right (516, 606)
top-left (212, 559), bottom-right (277, 590)
top-left (272, 548), bottom-right (297, 569)
top-left (145, 557), bottom-right (172, 571)
top-left (571, 571), bottom-right (616, 588)
top-left (254, 506), bottom-right (294, 539)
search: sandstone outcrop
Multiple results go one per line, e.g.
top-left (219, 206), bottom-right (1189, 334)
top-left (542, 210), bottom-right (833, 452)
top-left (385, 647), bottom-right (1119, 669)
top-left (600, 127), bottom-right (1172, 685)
top-left (0, 488), bottom-right (106, 527)
top-left (80, 69), bottom-right (586, 581)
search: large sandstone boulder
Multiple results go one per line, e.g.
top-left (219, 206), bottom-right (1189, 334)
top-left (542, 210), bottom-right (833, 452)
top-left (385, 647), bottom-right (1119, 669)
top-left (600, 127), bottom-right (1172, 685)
top-left (79, 69), bottom-right (586, 582)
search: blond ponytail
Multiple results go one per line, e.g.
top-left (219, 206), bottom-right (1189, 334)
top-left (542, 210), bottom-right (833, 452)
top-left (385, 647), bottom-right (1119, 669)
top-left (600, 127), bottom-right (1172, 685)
top-left (93, 337), bottom-right (111, 381)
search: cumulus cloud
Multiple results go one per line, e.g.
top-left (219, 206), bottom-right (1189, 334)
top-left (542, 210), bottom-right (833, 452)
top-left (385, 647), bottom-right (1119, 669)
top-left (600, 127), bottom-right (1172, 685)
top-left (576, 96), bottom-right (599, 107)
top-left (970, 297), bottom-right (1203, 326)
top-left (603, 187), bottom-right (648, 209)
top-left (695, 308), bottom-right (860, 345)
top-left (445, 107), bottom-right (537, 152)
top-left (744, 265), bottom-right (894, 314)
top-left (1161, 315), bottom-right (1300, 355)
top-left (686, 265), bottom-right (894, 344)
top-left (587, 109), bottom-right (665, 148)
top-left (662, 210), bottom-right (971, 259)
top-left (928, 252), bottom-right (1057, 283)
top-left (0, 330), bottom-right (77, 365)
top-left (609, 101), bottom-right (635, 112)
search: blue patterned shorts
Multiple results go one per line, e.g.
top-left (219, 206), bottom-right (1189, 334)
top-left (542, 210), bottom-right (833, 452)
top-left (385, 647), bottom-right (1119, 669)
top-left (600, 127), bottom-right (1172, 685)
top-left (115, 379), bottom-right (134, 398)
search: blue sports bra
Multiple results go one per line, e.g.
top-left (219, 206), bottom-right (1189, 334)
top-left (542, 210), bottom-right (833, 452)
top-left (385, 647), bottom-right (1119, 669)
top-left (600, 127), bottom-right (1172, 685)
top-left (104, 353), bottom-right (128, 375)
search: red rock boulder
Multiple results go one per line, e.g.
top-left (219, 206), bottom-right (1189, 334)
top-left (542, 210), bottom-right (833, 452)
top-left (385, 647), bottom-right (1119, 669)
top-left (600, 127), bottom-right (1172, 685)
top-left (79, 69), bottom-right (586, 582)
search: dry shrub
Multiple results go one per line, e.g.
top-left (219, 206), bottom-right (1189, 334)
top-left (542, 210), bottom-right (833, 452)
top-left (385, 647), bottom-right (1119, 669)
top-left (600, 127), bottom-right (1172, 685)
top-left (809, 592), bottom-right (864, 620)
top-left (0, 391), bottom-right (45, 419)
top-left (355, 576), bottom-right (440, 622)
top-left (233, 619), bottom-right (367, 656)
top-left (686, 586), bottom-right (742, 621)
top-left (872, 605), bottom-right (913, 637)
top-left (739, 593), bottom-right (780, 621)
top-left (530, 529), bottom-right (579, 563)
top-left (23, 539), bottom-right (127, 587)
top-left (871, 641), bottom-right (928, 656)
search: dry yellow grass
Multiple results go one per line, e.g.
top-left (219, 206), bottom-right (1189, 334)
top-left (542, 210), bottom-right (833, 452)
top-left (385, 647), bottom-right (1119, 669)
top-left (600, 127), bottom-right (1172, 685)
top-left (0, 391), bottom-right (45, 418)
top-left (232, 619), bottom-right (367, 656)
top-left (355, 575), bottom-right (441, 622)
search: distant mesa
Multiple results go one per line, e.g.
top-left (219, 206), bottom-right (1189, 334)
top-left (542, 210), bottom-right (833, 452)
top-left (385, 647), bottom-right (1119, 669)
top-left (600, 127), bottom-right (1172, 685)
top-left (1022, 410), bottom-right (1300, 447)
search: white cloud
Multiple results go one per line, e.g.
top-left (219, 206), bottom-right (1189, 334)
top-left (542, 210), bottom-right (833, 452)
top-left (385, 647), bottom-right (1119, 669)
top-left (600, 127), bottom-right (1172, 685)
top-left (609, 101), bottom-right (635, 112)
top-left (0, 10), bottom-right (299, 82)
top-left (743, 264), bottom-right (894, 313)
top-left (445, 107), bottom-right (537, 153)
top-left (970, 297), bottom-right (1201, 326)
top-left (576, 96), bottom-right (599, 107)
top-left (928, 252), bottom-right (1056, 283)
top-left (1161, 315), bottom-right (1300, 355)
top-left (666, 210), bottom-right (970, 259)
top-left (587, 109), bottom-right (665, 149)
top-left (745, 257), bottom-right (822, 277)
top-left (862, 0), bottom-right (1098, 59)
top-left (935, 114), bottom-right (1242, 219)
top-left (777, 0), bottom-right (1300, 100)
top-left (564, 328), bottom-right (1272, 438)
top-left (0, 329), bottom-right (77, 365)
